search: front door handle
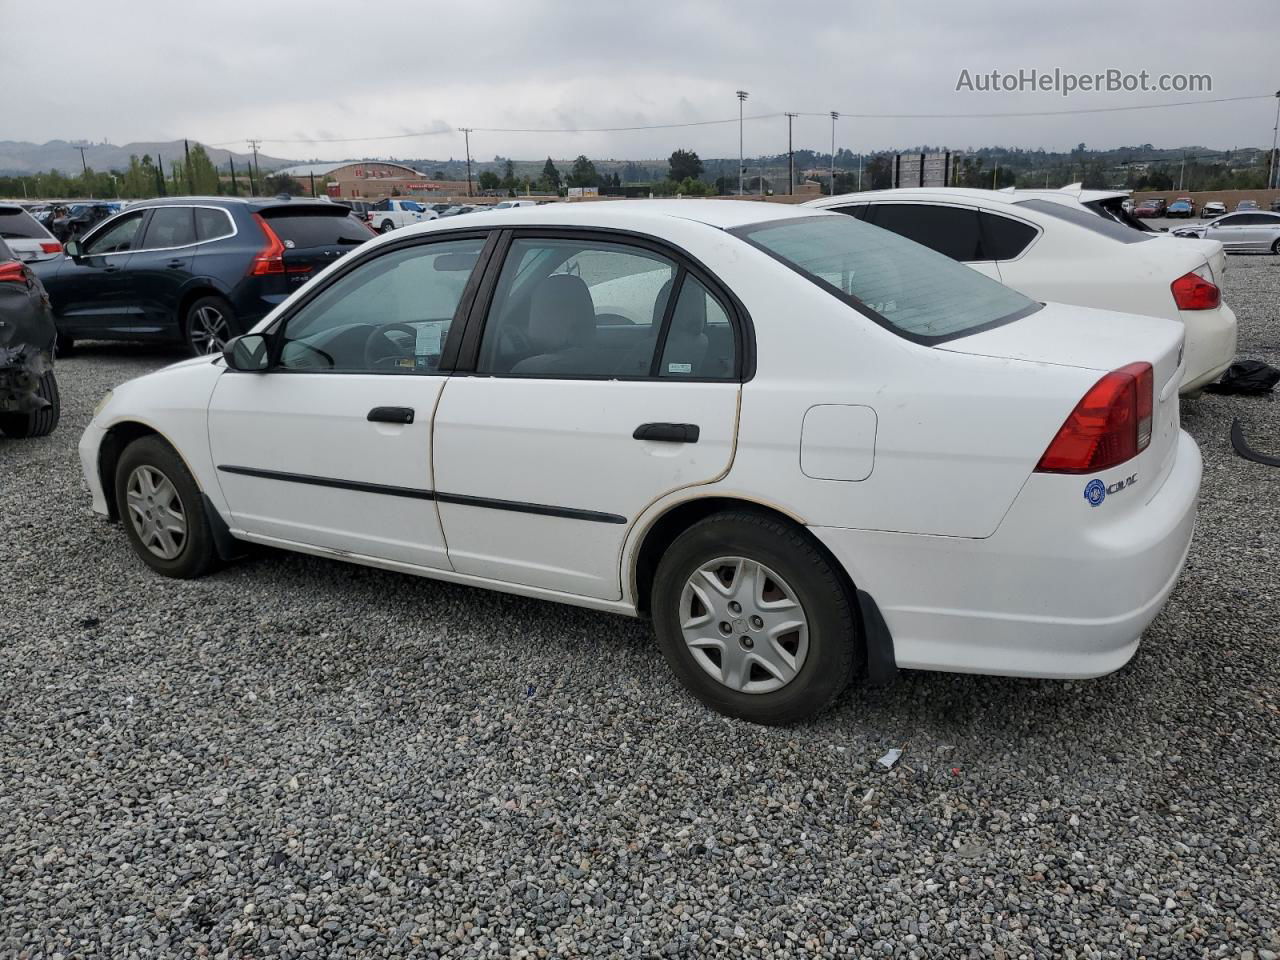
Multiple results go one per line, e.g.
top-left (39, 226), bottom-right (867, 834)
top-left (633, 422), bottom-right (699, 443)
top-left (368, 406), bottom-right (415, 424)
top-left (167, 258), bottom-right (184, 268)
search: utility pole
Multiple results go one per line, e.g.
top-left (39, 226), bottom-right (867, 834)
top-left (247, 139), bottom-right (262, 195)
top-left (829, 112), bottom-right (839, 196)
top-left (309, 171), bottom-right (316, 196)
top-left (785, 112), bottom-right (798, 195)
top-left (736, 91), bottom-right (749, 196)
top-left (459, 128), bottom-right (474, 197)
top-left (1270, 91), bottom-right (1280, 190)
top-left (993, 161), bottom-right (999, 190)
top-left (76, 144), bottom-right (91, 197)
top-left (857, 151), bottom-right (863, 192)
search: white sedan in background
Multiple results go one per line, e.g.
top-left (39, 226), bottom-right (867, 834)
top-left (80, 202), bottom-right (1200, 724)
top-left (807, 188), bottom-right (1237, 394)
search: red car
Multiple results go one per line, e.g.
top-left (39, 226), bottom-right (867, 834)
top-left (1132, 199), bottom-right (1167, 219)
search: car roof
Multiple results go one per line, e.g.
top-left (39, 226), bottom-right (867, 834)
top-left (399, 199), bottom-right (830, 233)
top-left (124, 196), bottom-right (349, 214)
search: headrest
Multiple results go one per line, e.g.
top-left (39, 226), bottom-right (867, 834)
top-left (528, 274), bottom-right (596, 351)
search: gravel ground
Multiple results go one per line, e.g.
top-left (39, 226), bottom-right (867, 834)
top-left (1, 257), bottom-right (1278, 959)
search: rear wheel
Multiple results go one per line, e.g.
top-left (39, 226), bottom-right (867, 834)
top-left (651, 510), bottom-right (860, 724)
top-left (1271, 239), bottom-right (1280, 256)
top-left (114, 435), bottom-right (218, 579)
top-left (0, 370), bottom-right (60, 438)
top-left (379, 220), bottom-right (396, 233)
top-left (183, 295), bottom-right (236, 356)
top-left (55, 332), bottom-right (74, 356)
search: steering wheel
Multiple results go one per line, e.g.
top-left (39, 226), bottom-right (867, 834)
top-left (363, 323), bottom-right (419, 370)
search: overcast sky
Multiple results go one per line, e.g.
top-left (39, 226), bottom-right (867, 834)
top-left (5, 0), bottom-right (1277, 162)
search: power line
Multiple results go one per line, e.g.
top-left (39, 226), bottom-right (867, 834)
top-left (806, 94), bottom-right (1271, 120)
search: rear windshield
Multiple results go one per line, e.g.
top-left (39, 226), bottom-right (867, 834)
top-left (0, 207), bottom-right (51, 240)
top-left (1014, 198), bottom-right (1152, 243)
top-left (258, 209), bottom-right (372, 247)
top-left (1089, 197), bottom-right (1153, 232)
top-left (732, 214), bottom-right (1039, 343)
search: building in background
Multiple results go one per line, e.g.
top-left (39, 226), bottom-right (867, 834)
top-left (275, 161), bottom-right (472, 199)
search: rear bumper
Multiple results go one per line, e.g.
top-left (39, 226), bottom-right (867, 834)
top-left (1180, 302), bottom-right (1237, 393)
top-left (810, 430), bottom-right (1202, 679)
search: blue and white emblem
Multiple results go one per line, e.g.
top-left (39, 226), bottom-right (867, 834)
top-left (1083, 478), bottom-right (1106, 508)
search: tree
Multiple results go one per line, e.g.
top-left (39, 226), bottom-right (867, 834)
top-left (668, 149), bottom-right (703, 182)
top-left (187, 143), bottom-right (220, 195)
top-left (477, 171), bottom-right (501, 191)
top-left (567, 155), bottom-right (599, 188)
top-left (502, 159), bottom-right (516, 189)
top-left (541, 157), bottom-right (561, 191)
top-left (263, 173), bottom-right (304, 196)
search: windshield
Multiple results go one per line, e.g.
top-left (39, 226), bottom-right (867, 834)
top-left (732, 214), bottom-right (1039, 344)
top-left (402, 201), bottom-right (424, 212)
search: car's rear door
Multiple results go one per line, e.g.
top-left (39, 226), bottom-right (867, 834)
top-left (431, 229), bottom-right (744, 600)
top-left (1205, 214), bottom-right (1247, 250)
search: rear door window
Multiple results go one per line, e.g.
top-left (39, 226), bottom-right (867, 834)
top-left (0, 207), bottom-right (51, 240)
top-left (1013, 199), bottom-right (1152, 243)
top-left (865, 203), bottom-right (984, 262)
top-left (141, 207), bottom-right (196, 249)
top-left (258, 210), bottom-right (372, 248)
top-left (978, 213), bottom-right (1038, 261)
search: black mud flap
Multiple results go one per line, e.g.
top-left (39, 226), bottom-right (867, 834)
top-left (201, 494), bottom-right (247, 560)
top-left (856, 589), bottom-right (898, 686)
top-left (1231, 418), bottom-right (1280, 468)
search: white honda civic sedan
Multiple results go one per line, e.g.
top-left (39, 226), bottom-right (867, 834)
top-left (80, 201), bottom-right (1201, 724)
top-left (806, 188), bottom-right (1237, 394)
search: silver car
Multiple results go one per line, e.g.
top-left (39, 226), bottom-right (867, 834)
top-left (0, 204), bottom-right (62, 263)
top-left (1173, 210), bottom-right (1280, 253)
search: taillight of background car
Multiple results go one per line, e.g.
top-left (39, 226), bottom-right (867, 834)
top-left (1170, 266), bottom-right (1221, 311)
top-left (1035, 362), bottom-right (1154, 474)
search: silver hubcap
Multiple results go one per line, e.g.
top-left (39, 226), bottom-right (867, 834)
top-left (125, 465), bottom-right (187, 560)
top-left (679, 556), bottom-right (809, 694)
top-left (190, 305), bottom-right (230, 354)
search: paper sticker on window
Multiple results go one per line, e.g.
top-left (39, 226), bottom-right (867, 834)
top-left (667, 362), bottom-right (692, 374)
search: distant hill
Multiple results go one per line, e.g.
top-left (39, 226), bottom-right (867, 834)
top-left (0, 140), bottom-right (298, 175)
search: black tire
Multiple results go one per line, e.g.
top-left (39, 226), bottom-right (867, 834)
top-left (55, 332), bottom-right (74, 356)
top-left (0, 370), bottom-right (60, 438)
top-left (379, 220), bottom-right (395, 234)
top-left (183, 294), bottom-right (238, 357)
top-left (114, 435), bottom-right (218, 579)
top-left (651, 510), bottom-right (860, 725)
top-left (1272, 239), bottom-right (1280, 256)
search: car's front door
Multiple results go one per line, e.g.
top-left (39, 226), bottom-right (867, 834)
top-left (207, 233), bottom-right (490, 569)
top-left (47, 209), bottom-right (149, 336)
top-left (1205, 215), bottom-right (1248, 250)
top-left (127, 205), bottom-right (197, 336)
top-left (432, 232), bottom-right (743, 600)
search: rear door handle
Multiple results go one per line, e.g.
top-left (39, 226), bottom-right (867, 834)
top-left (368, 406), bottom-right (415, 424)
top-left (633, 422), bottom-right (699, 443)
top-left (167, 259), bottom-right (184, 268)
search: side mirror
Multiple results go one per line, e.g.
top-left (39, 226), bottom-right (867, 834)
top-left (223, 333), bottom-right (272, 371)
top-left (64, 239), bottom-right (82, 258)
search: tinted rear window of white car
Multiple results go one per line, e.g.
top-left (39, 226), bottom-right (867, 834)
top-left (733, 215), bottom-right (1039, 344)
top-left (0, 207), bottom-right (51, 240)
top-left (1014, 199), bottom-right (1152, 243)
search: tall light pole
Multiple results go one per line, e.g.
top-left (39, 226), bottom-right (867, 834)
top-left (785, 112), bottom-right (798, 195)
top-left (247, 139), bottom-right (262, 196)
top-left (459, 127), bottom-right (474, 197)
top-left (1270, 91), bottom-right (1280, 190)
top-left (829, 112), bottom-right (839, 196)
top-left (736, 91), bottom-right (749, 196)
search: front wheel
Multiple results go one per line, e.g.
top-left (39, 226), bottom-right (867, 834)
top-left (651, 511), bottom-right (860, 724)
top-left (114, 435), bottom-right (219, 578)
top-left (183, 295), bottom-right (237, 356)
top-left (1272, 239), bottom-right (1280, 256)
top-left (380, 220), bottom-right (396, 234)
top-left (0, 370), bottom-right (60, 438)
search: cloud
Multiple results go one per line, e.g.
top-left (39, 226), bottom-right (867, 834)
top-left (5, 0), bottom-right (1276, 161)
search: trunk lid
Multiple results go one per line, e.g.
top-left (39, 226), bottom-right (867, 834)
top-left (256, 205), bottom-right (375, 288)
top-left (940, 300), bottom-right (1186, 491)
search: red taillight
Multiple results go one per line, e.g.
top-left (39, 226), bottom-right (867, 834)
top-left (1170, 268), bottom-right (1220, 310)
top-left (0, 261), bottom-right (28, 284)
top-left (249, 213), bottom-right (286, 276)
top-left (1035, 362), bottom-right (1154, 474)
top-left (40, 241), bottom-right (62, 254)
